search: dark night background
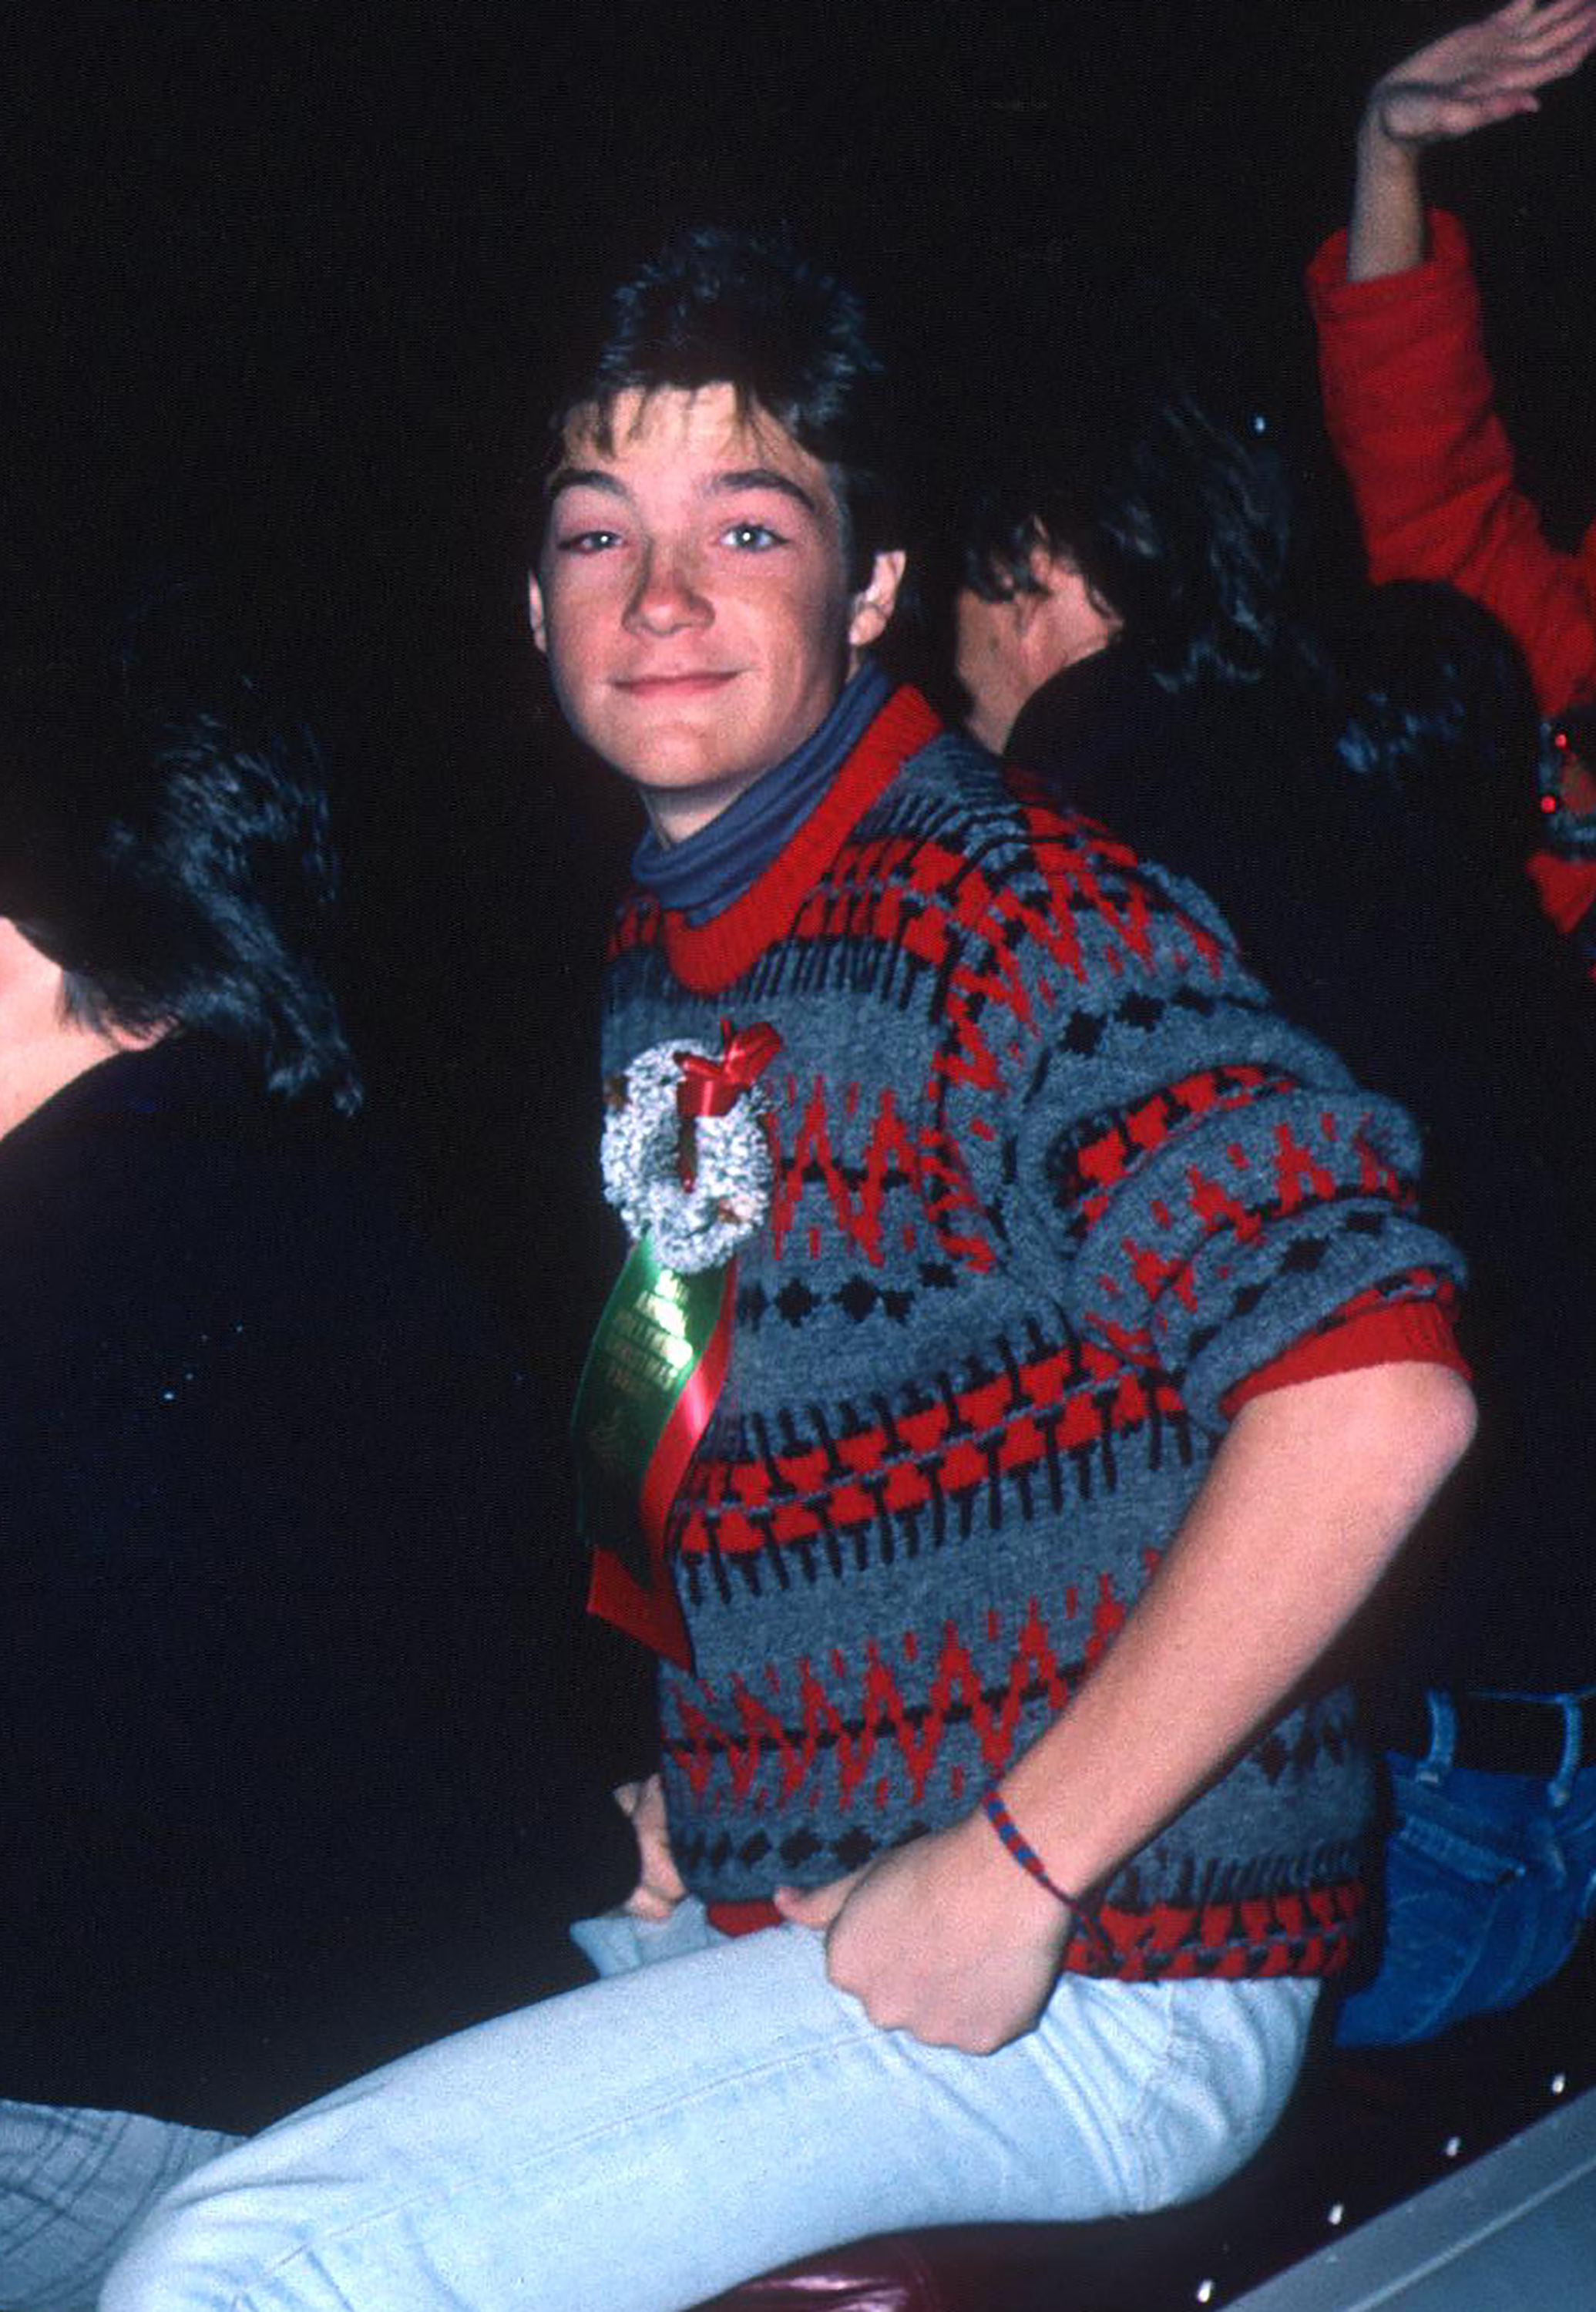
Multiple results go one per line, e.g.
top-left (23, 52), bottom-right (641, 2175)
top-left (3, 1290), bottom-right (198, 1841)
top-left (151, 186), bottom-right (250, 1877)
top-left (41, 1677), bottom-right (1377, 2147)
top-left (6, 0), bottom-right (1594, 1386)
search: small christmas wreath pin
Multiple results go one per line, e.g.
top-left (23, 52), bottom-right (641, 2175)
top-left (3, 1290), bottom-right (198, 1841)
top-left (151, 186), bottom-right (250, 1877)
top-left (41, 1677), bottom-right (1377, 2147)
top-left (601, 1019), bottom-right (782, 1274)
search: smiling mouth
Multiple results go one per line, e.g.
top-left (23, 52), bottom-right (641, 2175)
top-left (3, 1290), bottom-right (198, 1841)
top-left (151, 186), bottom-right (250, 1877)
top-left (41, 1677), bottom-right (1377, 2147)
top-left (614, 670), bottom-right (738, 699)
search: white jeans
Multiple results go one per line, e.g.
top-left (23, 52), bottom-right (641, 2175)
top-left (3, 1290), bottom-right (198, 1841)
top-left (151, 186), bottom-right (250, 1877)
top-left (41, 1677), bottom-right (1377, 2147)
top-left (102, 1902), bottom-right (1317, 2312)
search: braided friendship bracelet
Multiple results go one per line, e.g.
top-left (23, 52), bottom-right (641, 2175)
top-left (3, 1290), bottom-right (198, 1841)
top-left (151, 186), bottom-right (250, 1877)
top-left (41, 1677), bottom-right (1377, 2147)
top-left (979, 1785), bottom-right (1117, 1965)
top-left (979, 1785), bottom-right (1081, 1907)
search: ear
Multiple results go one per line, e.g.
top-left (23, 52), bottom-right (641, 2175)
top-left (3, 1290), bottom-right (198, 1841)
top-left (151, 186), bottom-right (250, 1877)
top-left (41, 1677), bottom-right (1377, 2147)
top-left (847, 549), bottom-right (906, 653)
top-left (1026, 538), bottom-right (1063, 593)
top-left (526, 573), bottom-right (549, 655)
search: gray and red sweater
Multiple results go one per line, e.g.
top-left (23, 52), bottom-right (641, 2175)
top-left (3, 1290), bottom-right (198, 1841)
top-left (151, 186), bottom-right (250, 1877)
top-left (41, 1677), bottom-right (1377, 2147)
top-left (600, 687), bottom-right (1463, 1982)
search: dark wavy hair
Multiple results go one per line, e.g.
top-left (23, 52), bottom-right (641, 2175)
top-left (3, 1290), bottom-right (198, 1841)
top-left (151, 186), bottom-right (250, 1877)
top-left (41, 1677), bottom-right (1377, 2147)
top-left (958, 294), bottom-right (1302, 697)
top-left (540, 225), bottom-right (899, 587)
top-left (0, 645), bottom-right (361, 1115)
top-left (1331, 580), bottom-right (1546, 872)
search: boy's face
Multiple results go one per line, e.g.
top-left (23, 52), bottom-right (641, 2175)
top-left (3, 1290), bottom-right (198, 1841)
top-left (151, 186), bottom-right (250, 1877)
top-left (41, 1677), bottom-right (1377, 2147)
top-left (529, 384), bottom-right (901, 845)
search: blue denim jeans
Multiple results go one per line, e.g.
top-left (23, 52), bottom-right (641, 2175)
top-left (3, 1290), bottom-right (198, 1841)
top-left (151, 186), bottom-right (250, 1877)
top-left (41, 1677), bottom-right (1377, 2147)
top-left (0, 2101), bottom-right (237, 2312)
top-left (1336, 1688), bottom-right (1596, 2048)
top-left (102, 1902), bottom-right (1317, 2312)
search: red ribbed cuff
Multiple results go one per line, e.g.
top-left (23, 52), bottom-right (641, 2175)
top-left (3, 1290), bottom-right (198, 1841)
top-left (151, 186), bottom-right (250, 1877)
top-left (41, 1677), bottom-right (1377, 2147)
top-left (706, 1899), bottom-right (783, 1937)
top-left (1222, 1301), bottom-right (1467, 1420)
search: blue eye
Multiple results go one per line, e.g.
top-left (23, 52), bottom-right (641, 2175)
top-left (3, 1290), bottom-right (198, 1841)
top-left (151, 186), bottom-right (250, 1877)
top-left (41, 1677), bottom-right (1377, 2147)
top-left (722, 520), bottom-right (782, 551)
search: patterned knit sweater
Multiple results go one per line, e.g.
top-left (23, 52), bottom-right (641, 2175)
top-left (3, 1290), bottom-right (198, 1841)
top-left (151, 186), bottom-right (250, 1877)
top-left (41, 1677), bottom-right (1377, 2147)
top-left (600, 687), bottom-right (1464, 1982)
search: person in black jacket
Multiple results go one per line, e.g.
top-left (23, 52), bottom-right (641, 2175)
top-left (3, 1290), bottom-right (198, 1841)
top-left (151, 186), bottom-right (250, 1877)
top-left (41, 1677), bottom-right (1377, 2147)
top-left (944, 316), bottom-right (1596, 2048)
top-left (0, 631), bottom-right (629, 2311)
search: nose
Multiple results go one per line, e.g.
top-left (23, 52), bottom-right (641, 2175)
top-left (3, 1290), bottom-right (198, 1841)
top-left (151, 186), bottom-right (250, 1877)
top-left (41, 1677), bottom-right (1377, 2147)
top-left (623, 542), bottom-right (712, 637)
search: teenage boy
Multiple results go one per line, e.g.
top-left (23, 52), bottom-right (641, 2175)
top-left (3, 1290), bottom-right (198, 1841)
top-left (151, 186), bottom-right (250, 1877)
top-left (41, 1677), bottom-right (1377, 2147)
top-left (103, 228), bottom-right (1475, 2312)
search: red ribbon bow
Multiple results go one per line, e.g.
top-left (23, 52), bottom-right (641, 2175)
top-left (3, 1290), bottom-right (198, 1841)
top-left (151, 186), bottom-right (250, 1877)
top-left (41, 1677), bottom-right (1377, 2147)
top-left (676, 1020), bottom-right (783, 1118)
top-left (674, 1020), bottom-right (782, 1188)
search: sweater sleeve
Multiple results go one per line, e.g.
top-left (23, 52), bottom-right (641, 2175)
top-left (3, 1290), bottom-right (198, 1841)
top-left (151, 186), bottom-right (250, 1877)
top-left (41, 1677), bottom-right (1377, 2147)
top-left (929, 805), bottom-right (1467, 1440)
top-left (1221, 1295), bottom-right (1466, 1417)
top-left (1306, 210), bottom-right (1596, 720)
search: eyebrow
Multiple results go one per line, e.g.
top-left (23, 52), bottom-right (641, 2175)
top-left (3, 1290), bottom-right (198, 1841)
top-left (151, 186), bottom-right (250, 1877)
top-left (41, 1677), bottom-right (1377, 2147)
top-left (542, 465), bottom-right (819, 515)
top-left (709, 469), bottom-right (818, 514)
top-left (545, 467), bottom-right (627, 502)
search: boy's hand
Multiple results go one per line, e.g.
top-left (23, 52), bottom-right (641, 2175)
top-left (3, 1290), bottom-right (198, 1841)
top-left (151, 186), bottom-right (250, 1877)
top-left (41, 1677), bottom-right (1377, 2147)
top-left (613, 1773), bottom-right (687, 1921)
top-left (773, 1813), bottom-right (1070, 2055)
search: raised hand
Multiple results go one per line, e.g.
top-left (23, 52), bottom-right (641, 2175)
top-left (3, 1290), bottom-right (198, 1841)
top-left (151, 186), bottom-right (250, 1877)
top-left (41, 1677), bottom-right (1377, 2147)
top-left (1369, 0), bottom-right (1596, 150)
top-left (1348, 0), bottom-right (1596, 277)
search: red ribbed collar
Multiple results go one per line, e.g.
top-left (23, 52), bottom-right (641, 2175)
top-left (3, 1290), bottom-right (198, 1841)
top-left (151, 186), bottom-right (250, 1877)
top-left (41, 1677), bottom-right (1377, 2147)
top-left (659, 684), bottom-right (943, 994)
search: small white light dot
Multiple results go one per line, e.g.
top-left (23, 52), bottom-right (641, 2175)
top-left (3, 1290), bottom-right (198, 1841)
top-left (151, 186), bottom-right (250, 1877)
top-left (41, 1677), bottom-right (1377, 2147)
top-left (1444, 2136), bottom-right (1463, 2159)
top-left (1327, 2203), bottom-right (1345, 2227)
top-left (1552, 2073), bottom-right (1567, 2095)
top-left (1196, 2283), bottom-right (1215, 2306)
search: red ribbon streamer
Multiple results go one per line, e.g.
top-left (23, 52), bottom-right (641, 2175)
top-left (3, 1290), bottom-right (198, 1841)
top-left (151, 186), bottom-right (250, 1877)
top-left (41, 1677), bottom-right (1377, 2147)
top-left (585, 1262), bottom-right (735, 1670)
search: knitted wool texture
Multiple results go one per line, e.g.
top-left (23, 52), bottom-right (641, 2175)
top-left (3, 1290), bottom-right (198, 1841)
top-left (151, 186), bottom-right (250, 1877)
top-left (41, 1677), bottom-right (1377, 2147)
top-left (600, 688), bottom-right (1463, 1981)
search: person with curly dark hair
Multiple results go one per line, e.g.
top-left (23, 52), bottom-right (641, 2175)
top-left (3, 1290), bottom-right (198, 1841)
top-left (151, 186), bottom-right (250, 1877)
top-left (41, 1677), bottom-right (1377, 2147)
top-left (0, 624), bottom-right (627, 2312)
